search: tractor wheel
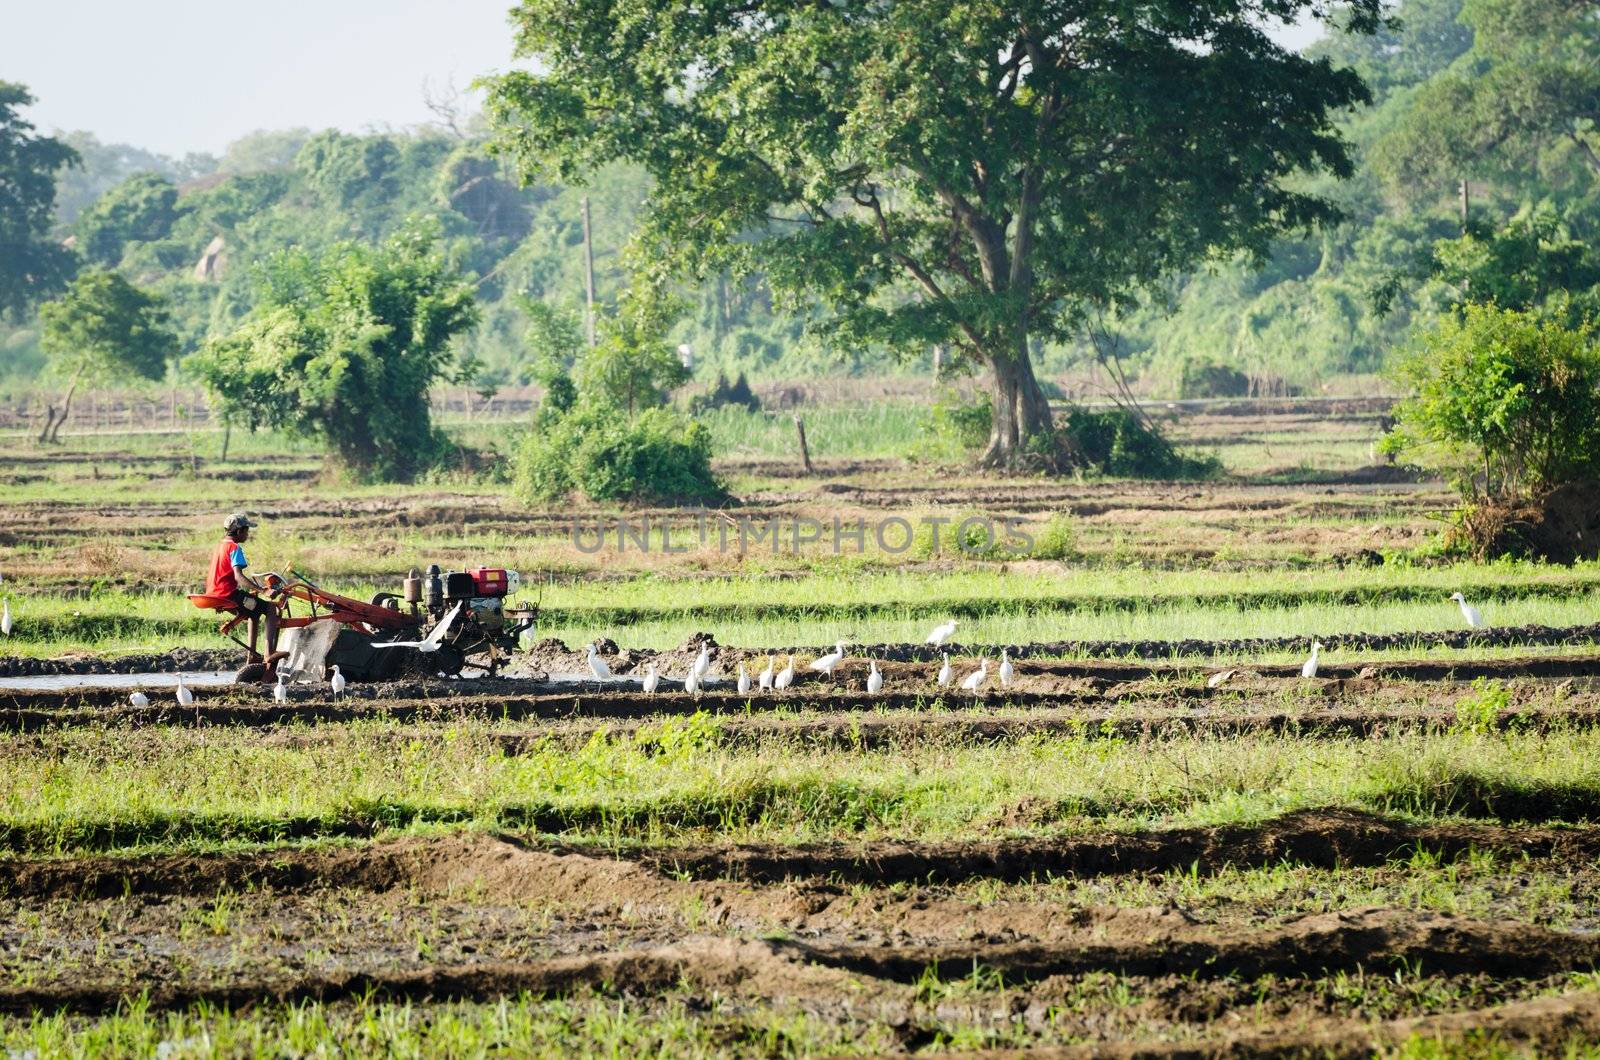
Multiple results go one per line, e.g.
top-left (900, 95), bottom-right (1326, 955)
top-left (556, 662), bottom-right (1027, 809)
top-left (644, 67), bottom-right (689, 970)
top-left (370, 592), bottom-right (403, 611)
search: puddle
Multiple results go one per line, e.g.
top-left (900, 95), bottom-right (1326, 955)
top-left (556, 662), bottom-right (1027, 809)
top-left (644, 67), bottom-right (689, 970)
top-left (0, 671), bottom-right (238, 693)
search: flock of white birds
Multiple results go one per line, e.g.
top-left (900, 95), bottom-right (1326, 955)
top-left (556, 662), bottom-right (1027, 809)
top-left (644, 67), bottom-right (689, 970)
top-left (0, 583), bottom-right (1492, 708)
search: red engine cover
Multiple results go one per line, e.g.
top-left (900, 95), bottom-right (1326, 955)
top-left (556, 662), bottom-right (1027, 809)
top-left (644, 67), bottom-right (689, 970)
top-left (469, 567), bottom-right (509, 597)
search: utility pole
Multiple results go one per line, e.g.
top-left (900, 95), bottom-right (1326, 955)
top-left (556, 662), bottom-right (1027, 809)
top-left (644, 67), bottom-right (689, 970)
top-left (581, 195), bottom-right (596, 347)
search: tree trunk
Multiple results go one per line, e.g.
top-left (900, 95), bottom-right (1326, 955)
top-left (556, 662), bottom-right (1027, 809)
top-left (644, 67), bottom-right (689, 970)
top-left (44, 372), bottom-right (83, 444)
top-left (979, 345), bottom-right (1055, 469)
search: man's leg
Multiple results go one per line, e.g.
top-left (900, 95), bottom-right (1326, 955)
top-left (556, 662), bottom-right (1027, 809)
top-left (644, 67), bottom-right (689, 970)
top-left (264, 608), bottom-right (279, 655)
top-left (246, 613), bottom-right (261, 658)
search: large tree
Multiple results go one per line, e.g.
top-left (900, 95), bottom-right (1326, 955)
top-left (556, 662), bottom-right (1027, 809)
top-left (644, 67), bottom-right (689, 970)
top-left (0, 81), bottom-right (79, 320)
top-left (483, 0), bottom-right (1379, 466)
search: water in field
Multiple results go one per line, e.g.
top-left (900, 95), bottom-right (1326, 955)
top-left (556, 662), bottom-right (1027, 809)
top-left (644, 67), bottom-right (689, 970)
top-left (0, 671), bottom-right (238, 693)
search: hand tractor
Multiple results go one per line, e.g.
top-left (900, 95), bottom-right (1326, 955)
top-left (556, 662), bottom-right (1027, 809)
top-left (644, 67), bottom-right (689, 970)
top-left (190, 565), bottom-right (538, 682)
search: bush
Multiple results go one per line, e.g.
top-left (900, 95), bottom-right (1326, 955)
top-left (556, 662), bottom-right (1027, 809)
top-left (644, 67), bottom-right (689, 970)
top-left (1032, 512), bottom-right (1077, 560)
top-left (515, 403), bottom-right (725, 504)
top-left (1179, 359), bottom-right (1250, 399)
top-left (1061, 407), bottom-right (1221, 479)
top-left (1383, 304), bottom-right (1600, 501)
top-left (689, 371), bottom-right (761, 414)
top-left (927, 389), bottom-right (992, 451)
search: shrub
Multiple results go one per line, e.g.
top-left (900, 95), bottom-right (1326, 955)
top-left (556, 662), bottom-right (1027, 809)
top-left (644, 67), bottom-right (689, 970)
top-left (927, 389), bottom-right (992, 452)
top-left (689, 371), bottom-right (761, 414)
top-left (1179, 359), bottom-right (1250, 399)
top-left (1061, 407), bottom-right (1221, 479)
top-left (515, 403), bottom-right (725, 504)
top-left (1032, 512), bottom-right (1077, 560)
top-left (1383, 304), bottom-right (1600, 500)
top-left (1383, 304), bottom-right (1600, 560)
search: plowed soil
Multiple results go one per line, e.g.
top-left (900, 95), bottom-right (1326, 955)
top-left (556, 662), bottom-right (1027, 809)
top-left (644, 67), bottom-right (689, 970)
top-left (5, 824), bottom-right (1600, 1054)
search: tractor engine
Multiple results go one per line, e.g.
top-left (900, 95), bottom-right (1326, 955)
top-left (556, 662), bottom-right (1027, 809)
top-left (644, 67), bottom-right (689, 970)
top-left (404, 565), bottom-right (522, 630)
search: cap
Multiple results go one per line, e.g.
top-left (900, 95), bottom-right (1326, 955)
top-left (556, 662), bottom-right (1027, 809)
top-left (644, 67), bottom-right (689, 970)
top-left (224, 512), bottom-right (257, 532)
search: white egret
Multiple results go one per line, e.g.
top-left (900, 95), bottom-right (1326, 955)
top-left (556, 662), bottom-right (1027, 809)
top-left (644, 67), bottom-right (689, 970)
top-left (936, 652), bottom-right (952, 687)
top-left (129, 691), bottom-right (149, 707)
top-left (330, 664), bottom-right (346, 698)
top-left (1450, 592), bottom-right (1485, 629)
top-left (866, 659), bottom-right (883, 695)
top-left (371, 602), bottom-right (463, 653)
top-left (811, 641), bottom-right (847, 676)
top-left (774, 655), bottom-right (795, 690)
top-left (758, 655), bottom-right (775, 690)
top-left (960, 659), bottom-right (988, 693)
top-left (587, 643), bottom-right (612, 681)
top-left (1206, 669), bottom-right (1237, 690)
top-left (0, 599), bottom-right (10, 636)
top-left (998, 649), bottom-right (1014, 687)
top-left (691, 646), bottom-right (711, 680)
top-left (926, 619), bottom-right (958, 647)
top-left (273, 671), bottom-right (288, 704)
top-left (737, 663), bottom-right (751, 695)
top-left (176, 675), bottom-right (194, 708)
top-left (1301, 642), bottom-right (1322, 679)
top-left (642, 662), bottom-right (660, 694)
top-left (685, 667), bottom-right (700, 695)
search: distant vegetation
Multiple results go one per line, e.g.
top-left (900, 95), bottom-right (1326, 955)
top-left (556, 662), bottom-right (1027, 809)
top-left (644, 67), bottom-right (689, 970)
top-left (1, 0), bottom-right (1596, 483)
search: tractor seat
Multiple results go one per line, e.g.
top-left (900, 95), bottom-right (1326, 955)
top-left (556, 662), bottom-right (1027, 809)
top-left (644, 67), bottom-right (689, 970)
top-left (188, 593), bottom-right (238, 612)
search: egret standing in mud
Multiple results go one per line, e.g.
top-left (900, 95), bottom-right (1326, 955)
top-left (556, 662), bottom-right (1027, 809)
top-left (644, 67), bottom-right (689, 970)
top-left (998, 649), bottom-right (1014, 687)
top-left (775, 655), bottom-right (795, 690)
top-left (926, 619), bottom-right (958, 646)
top-left (937, 652), bottom-right (953, 687)
top-left (691, 645), bottom-right (711, 682)
top-left (811, 641), bottom-right (847, 677)
top-left (1450, 592), bottom-right (1486, 629)
top-left (642, 662), bottom-right (660, 694)
top-left (587, 643), bottom-right (612, 681)
top-left (1301, 642), bottom-right (1322, 679)
top-left (684, 666), bottom-right (700, 695)
top-left (176, 675), bottom-right (193, 708)
top-left (867, 659), bottom-right (883, 695)
top-left (737, 662), bottom-right (751, 694)
top-left (129, 691), bottom-right (148, 707)
top-left (273, 671), bottom-right (289, 704)
top-left (330, 665), bottom-right (346, 699)
top-left (960, 658), bottom-right (988, 693)
top-left (758, 655), bottom-right (775, 690)
top-left (1, 599), bottom-right (10, 637)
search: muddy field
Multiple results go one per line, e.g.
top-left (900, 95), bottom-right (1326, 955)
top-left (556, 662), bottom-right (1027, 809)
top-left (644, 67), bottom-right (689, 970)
top-left (6, 402), bottom-right (1600, 1053)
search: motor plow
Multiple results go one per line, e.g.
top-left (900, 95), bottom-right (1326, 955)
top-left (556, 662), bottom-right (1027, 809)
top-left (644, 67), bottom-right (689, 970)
top-left (189, 565), bottom-right (538, 683)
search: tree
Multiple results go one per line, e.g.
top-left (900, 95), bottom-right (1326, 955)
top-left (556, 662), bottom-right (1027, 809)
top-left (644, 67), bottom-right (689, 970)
top-left (36, 270), bottom-right (176, 442)
top-left (192, 226), bottom-right (479, 481)
top-left (574, 292), bottom-right (688, 417)
top-left (483, 0), bottom-right (1380, 467)
top-left (0, 81), bottom-right (80, 319)
top-left (74, 172), bottom-right (181, 266)
top-left (1374, 0), bottom-right (1600, 194)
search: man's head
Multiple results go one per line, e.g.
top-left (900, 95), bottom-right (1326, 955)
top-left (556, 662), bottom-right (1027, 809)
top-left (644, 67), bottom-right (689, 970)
top-left (224, 512), bottom-right (256, 541)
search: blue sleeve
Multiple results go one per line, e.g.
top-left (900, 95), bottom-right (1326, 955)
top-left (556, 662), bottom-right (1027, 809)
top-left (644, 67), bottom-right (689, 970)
top-left (230, 545), bottom-right (247, 569)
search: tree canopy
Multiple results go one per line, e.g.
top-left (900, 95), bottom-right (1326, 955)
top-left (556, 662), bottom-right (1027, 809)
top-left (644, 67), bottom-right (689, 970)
top-left (484, 0), bottom-right (1381, 465)
top-left (192, 227), bottom-right (479, 481)
top-left (0, 81), bottom-right (79, 320)
top-left (36, 269), bottom-right (176, 440)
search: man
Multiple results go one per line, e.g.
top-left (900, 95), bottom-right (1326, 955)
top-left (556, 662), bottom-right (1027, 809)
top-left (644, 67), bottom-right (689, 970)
top-left (208, 512), bottom-right (282, 674)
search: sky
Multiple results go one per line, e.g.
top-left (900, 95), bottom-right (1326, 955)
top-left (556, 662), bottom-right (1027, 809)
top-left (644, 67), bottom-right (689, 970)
top-left (4, 3), bottom-right (1326, 159)
top-left (3, 0), bottom-right (520, 157)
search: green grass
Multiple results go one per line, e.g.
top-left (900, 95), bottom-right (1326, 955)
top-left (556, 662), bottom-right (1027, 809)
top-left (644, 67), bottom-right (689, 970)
top-left (5, 565), bottom-right (1596, 660)
top-left (7, 719), bottom-right (1600, 856)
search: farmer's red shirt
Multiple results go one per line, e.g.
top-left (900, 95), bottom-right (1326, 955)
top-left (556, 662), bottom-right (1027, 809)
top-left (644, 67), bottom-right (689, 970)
top-left (207, 536), bottom-right (246, 597)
